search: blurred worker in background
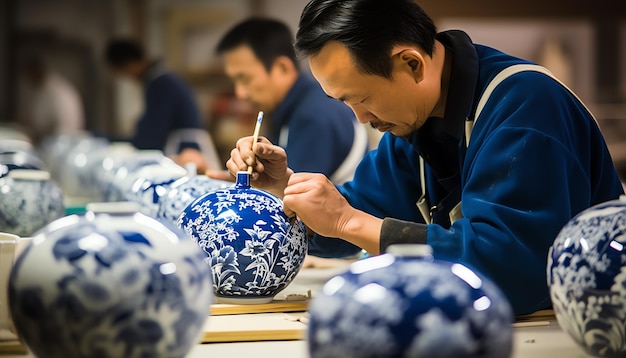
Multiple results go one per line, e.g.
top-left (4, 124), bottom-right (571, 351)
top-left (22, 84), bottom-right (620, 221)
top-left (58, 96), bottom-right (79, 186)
top-left (18, 54), bottom-right (84, 146)
top-left (104, 38), bottom-right (220, 173)
top-left (214, 18), bottom-right (368, 184)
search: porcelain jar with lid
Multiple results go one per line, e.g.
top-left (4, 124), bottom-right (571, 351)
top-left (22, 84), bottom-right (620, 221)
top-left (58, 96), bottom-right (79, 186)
top-left (548, 197), bottom-right (626, 357)
top-left (307, 244), bottom-right (514, 358)
top-left (178, 171), bottom-right (307, 304)
top-left (8, 202), bottom-right (213, 358)
top-left (0, 170), bottom-right (65, 236)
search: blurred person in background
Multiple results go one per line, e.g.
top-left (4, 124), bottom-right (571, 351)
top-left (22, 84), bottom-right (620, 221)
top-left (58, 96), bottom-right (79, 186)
top-left (104, 38), bottom-right (219, 173)
top-left (17, 54), bottom-right (84, 146)
top-left (213, 18), bottom-right (368, 184)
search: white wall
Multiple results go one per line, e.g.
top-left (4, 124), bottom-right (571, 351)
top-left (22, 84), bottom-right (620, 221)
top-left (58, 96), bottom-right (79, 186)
top-left (438, 19), bottom-right (595, 105)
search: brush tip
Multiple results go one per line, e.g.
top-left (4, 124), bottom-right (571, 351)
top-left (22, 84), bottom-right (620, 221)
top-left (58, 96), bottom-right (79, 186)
top-left (257, 111), bottom-right (264, 123)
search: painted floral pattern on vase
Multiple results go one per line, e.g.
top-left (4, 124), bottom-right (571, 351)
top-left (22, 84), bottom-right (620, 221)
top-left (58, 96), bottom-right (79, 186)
top-left (178, 172), bottom-right (307, 303)
top-left (548, 198), bottom-right (626, 357)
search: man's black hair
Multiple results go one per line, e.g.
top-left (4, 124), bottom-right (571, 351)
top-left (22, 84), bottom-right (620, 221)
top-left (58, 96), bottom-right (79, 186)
top-left (294, 0), bottom-right (437, 78)
top-left (105, 38), bottom-right (145, 68)
top-left (216, 18), bottom-right (298, 71)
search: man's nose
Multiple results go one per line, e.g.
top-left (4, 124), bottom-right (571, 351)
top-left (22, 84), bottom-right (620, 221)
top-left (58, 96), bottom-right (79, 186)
top-left (352, 107), bottom-right (375, 124)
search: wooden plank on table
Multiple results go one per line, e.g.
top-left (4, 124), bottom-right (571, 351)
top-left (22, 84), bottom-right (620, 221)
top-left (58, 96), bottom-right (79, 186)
top-left (201, 312), bottom-right (306, 343)
top-left (0, 340), bottom-right (28, 355)
top-left (514, 309), bottom-right (556, 323)
top-left (210, 300), bottom-right (309, 316)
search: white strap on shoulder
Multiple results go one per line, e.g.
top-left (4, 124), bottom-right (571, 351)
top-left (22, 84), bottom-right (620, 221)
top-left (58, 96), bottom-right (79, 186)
top-left (466, 64), bottom-right (595, 148)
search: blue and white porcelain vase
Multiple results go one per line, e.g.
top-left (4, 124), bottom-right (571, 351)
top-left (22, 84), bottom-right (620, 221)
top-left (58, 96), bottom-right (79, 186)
top-left (307, 244), bottom-right (514, 358)
top-left (57, 136), bottom-right (109, 199)
top-left (178, 171), bottom-right (307, 304)
top-left (548, 197), bottom-right (626, 357)
top-left (8, 202), bottom-right (213, 358)
top-left (0, 170), bottom-right (65, 236)
top-left (100, 150), bottom-right (179, 202)
top-left (157, 175), bottom-right (232, 227)
top-left (127, 167), bottom-right (188, 218)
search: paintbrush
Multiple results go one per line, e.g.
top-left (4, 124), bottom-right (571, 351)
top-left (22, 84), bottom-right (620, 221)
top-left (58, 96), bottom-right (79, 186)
top-left (248, 111), bottom-right (264, 175)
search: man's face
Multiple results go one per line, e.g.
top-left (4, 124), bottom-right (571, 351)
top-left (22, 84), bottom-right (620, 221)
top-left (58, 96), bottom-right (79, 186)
top-left (223, 45), bottom-right (281, 112)
top-left (309, 41), bottom-right (432, 138)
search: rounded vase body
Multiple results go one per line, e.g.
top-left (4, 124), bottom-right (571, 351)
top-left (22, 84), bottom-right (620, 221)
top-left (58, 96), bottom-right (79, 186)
top-left (178, 172), bottom-right (307, 304)
top-left (8, 203), bottom-right (213, 358)
top-left (307, 245), bottom-right (514, 358)
top-left (548, 198), bottom-right (626, 357)
top-left (0, 170), bottom-right (65, 236)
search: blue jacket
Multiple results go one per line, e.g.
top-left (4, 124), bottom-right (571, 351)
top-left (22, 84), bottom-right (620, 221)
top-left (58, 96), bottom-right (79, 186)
top-left (131, 62), bottom-right (203, 152)
top-left (308, 31), bottom-right (624, 315)
top-left (269, 75), bottom-right (359, 176)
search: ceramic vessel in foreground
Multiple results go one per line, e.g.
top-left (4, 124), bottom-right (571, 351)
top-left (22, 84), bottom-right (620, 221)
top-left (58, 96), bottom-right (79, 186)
top-left (8, 202), bottom-right (213, 358)
top-left (307, 244), bottom-right (514, 358)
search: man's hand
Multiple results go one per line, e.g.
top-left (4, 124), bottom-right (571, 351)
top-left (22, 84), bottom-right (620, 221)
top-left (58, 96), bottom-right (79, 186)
top-left (283, 173), bottom-right (356, 238)
top-left (225, 136), bottom-right (293, 198)
top-left (173, 148), bottom-right (209, 174)
top-left (283, 173), bottom-right (383, 255)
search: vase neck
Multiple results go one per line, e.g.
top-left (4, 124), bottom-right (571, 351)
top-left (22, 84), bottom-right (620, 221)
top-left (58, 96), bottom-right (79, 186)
top-left (235, 171), bottom-right (251, 189)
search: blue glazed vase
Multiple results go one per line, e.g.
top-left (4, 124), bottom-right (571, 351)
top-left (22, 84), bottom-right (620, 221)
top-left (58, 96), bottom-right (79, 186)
top-left (307, 245), bottom-right (514, 358)
top-left (548, 197), bottom-right (626, 357)
top-left (0, 170), bottom-right (65, 236)
top-left (178, 171), bottom-right (307, 304)
top-left (157, 175), bottom-right (232, 227)
top-left (8, 202), bottom-right (213, 358)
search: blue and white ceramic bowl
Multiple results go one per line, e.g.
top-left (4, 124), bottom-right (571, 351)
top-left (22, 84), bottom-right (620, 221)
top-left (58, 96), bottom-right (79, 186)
top-left (0, 170), bottom-right (65, 236)
top-left (157, 175), bottom-right (232, 227)
top-left (308, 245), bottom-right (514, 358)
top-left (178, 171), bottom-right (307, 304)
top-left (8, 202), bottom-right (213, 358)
top-left (548, 197), bottom-right (626, 357)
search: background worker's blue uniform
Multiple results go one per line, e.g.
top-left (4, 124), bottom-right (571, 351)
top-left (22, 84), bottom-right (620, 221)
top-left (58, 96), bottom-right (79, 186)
top-left (269, 74), bottom-right (366, 182)
top-left (131, 62), bottom-right (203, 153)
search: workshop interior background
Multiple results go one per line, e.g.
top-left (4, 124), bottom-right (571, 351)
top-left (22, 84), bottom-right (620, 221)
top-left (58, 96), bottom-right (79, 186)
top-left (0, 0), bottom-right (624, 173)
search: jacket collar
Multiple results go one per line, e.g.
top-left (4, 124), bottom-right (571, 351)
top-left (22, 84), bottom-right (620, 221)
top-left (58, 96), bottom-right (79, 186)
top-left (410, 30), bottom-right (479, 181)
top-left (272, 74), bottom-right (315, 129)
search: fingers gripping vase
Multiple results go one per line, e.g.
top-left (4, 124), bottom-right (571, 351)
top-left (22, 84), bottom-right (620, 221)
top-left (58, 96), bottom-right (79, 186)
top-left (178, 171), bottom-right (307, 304)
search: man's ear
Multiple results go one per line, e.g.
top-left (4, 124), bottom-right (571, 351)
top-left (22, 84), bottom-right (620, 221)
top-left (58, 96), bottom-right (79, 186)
top-left (392, 48), bottom-right (425, 83)
top-left (270, 56), bottom-right (296, 75)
